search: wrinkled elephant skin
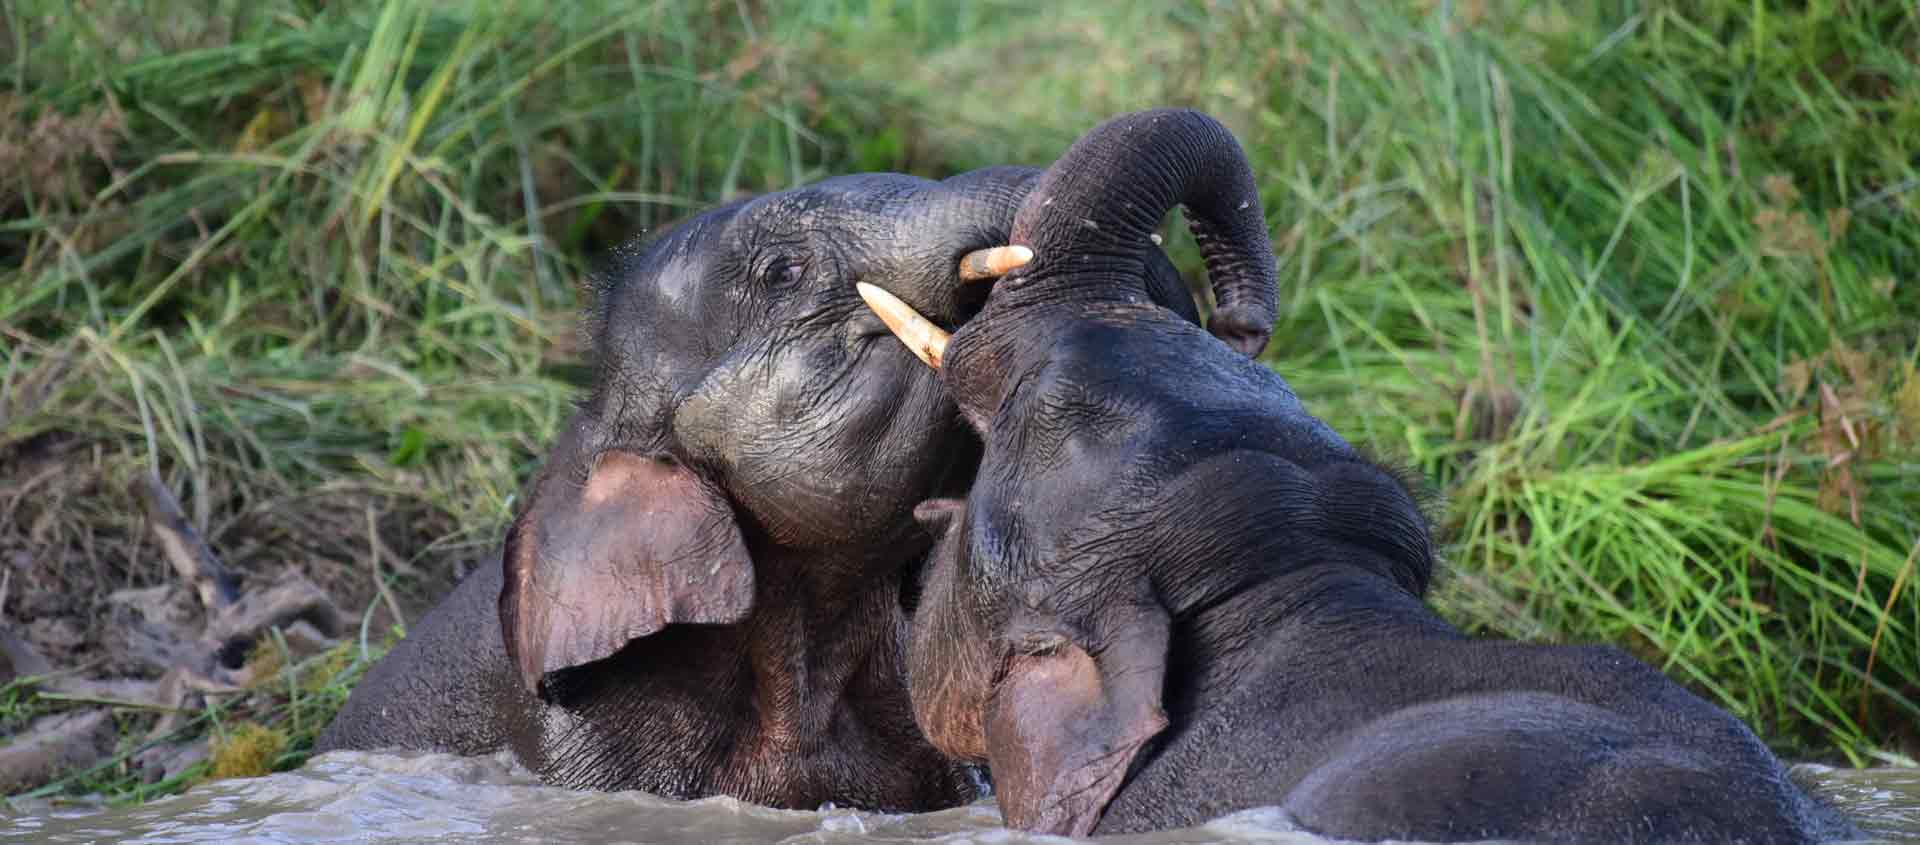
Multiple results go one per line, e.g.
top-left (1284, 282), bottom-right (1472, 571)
top-left (893, 109), bottom-right (1859, 843)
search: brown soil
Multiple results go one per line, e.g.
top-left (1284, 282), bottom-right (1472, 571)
top-left (2, 427), bottom-right (469, 665)
top-left (1, 422), bottom-right (485, 793)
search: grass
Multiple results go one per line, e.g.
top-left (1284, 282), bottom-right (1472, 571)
top-left (2, 0), bottom-right (1916, 804)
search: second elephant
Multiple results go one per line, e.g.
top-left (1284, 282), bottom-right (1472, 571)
top-left (865, 109), bottom-right (1857, 842)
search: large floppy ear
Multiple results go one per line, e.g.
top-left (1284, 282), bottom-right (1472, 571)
top-left (500, 448), bottom-right (754, 694)
top-left (906, 498), bottom-right (997, 761)
top-left (986, 607), bottom-right (1171, 837)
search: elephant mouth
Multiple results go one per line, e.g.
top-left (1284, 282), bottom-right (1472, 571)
top-left (858, 282), bottom-right (950, 369)
top-left (846, 310), bottom-right (895, 343)
top-left (848, 245), bottom-right (1025, 368)
top-left (949, 244), bottom-right (1026, 322)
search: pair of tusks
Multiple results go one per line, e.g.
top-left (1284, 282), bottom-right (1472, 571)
top-left (856, 245), bottom-right (1033, 369)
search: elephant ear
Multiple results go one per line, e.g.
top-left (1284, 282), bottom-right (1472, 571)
top-left (986, 608), bottom-right (1170, 837)
top-left (907, 498), bottom-right (998, 761)
top-left (500, 448), bottom-right (754, 695)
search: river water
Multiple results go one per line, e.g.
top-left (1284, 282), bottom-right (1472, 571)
top-left (5, 751), bottom-right (1918, 844)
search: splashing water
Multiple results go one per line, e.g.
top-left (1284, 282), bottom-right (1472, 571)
top-left (5, 752), bottom-right (1916, 844)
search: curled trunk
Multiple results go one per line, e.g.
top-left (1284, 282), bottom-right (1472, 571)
top-left (1009, 109), bottom-right (1277, 356)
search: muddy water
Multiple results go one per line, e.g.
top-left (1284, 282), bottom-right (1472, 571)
top-left (5, 752), bottom-right (1918, 844)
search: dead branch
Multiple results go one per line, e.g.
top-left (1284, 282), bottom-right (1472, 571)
top-left (132, 471), bottom-right (238, 612)
top-left (0, 710), bottom-right (113, 793)
top-left (203, 573), bottom-right (344, 659)
top-left (1, 623), bottom-right (52, 683)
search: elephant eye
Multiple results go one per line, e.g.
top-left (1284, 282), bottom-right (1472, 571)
top-left (766, 257), bottom-right (807, 287)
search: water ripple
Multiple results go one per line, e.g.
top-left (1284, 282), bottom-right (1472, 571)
top-left (1, 753), bottom-right (1912, 844)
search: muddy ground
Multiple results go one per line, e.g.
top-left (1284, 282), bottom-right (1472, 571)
top-left (0, 426), bottom-right (482, 796)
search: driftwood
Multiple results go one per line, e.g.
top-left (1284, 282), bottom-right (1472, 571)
top-left (1, 623), bottom-right (52, 684)
top-left (131, 472), bottom-right (239, 612)
top-left (203, 576), bottom-right (344, 665)
top-left (125, 472), bottom-right (346, 675)
top-left (1, 473), bottom-right (353, 792)
top-left (0, 710), bottom-right (113, 793)
top-left (133, 736), bottom-right (209, 784)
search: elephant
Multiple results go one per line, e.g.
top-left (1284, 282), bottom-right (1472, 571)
top-left (313, 164), bottom-right (1220, 813)
top-left (862, 109), bottom-right (1859, 842)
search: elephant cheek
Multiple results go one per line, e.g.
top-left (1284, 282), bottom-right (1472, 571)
top-left (671, 349), bottom-right (950, 545)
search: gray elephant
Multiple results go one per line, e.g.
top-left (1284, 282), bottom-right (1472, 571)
top-left (863, 109), bottom-right (1858, 842)
top-left (314, 165), bottom-right (1214, 812)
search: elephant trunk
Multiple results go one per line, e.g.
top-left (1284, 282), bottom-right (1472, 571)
top-left (902, 166), bottom-right (1044, 324)
top-left (1008, 109), bottom-right (1276, 356)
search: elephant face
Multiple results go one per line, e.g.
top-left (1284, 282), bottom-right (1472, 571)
top-left (498, 169), bottom-right (1041, 695)
top-left (610, 179), bottom-right (995, 548)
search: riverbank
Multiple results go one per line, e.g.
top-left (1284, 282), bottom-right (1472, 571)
top-left (3, 0), bottom-right (1916, 804)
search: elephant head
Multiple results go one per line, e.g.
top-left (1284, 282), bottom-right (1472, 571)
top-left (861, 109), bottom-right (1301, 833)
top-left (499, 169), bottom-right (1009, 693)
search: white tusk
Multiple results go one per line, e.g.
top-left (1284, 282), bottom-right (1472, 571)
top-left (856, 283), bottom-right (949, 369)
top-left (957, 245), bottom-right (1034, 282)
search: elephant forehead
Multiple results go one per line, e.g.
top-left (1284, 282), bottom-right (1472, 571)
top-left (646, 242), bottom-right (711, 311)
top-left (736, 190), bottom-right (917, 245)
top-left (599, 201), bottom-right (739, 302)
top-left (803, 172), bottom-right (938, 206)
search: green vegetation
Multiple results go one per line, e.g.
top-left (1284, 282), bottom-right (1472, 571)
top-left (208, 721), bottom-right (290, 780)
top-left (3, 0), bottom-right (1916, 804)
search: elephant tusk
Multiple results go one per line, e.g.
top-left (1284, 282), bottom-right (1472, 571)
top-left (957, 245), bottom-right (1034, 282)
top-left (856, 282), bottom-right (949, 369)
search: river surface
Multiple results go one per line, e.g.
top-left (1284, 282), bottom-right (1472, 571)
top-left (5, 751), bottom-right (1918, 844)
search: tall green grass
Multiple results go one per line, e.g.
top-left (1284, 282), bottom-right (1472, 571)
top-left (2, 0), bottom-right (1915, 800)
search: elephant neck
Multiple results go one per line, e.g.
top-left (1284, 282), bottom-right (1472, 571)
top-left (529, 542), bottom-right (971, 810)
top-left (739, 544), bottom-right (918, 751)
top-left (1176, 562), bottom-right (1458, 685)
